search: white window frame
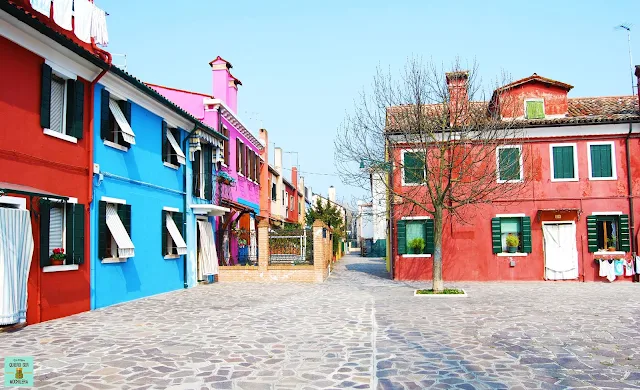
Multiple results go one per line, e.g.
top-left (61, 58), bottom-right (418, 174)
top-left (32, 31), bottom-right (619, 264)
top-left (496, 145), bottom-right (524, 183)
top-left (549, 143), bottom-right (579, 182)
top-left (400, 216), bottom-right (431, 258)
top-left (494, 213), bottom-right (528, 257)
top-left (43, 61), bottom-right (78, 144)
top-left (163, 206), bottom-right (181, 259)
top-left (197, 151), bottom-right (205, 199)
top-left (524, 98), bottom-right (545, 119)
top-left (237, 139), bottom-right (245, 177)
top-left (0, 196), bottom-right (27, 210)
top-left (401, 149), bottom-right (426, 187)
top-left (43, 197), bottom-right (79, 272)
top-left (100, 196), bottom-right (134, 263)
top-left (587, 141), bottom-right (617, 181)
top-left (164, 126), bottom-right (186, 168)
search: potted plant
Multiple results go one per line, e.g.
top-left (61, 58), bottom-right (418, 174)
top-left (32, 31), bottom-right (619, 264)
top-left (238, 238), bottom-right (247, 248)
top-left (408, 237), bottom-right (425, 254)
top-left (607, 237), bottom-right (617, 251)
top-left (50, 248), bottom-right (66, 266)
top-left (505, 233), bottom-right (519, 253)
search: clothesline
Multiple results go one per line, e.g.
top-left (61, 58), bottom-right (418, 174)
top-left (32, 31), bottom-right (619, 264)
top-left (29, 0), bottom-right (108, 45)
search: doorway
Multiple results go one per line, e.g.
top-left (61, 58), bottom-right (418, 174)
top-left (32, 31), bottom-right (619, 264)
top-left (542, 222), bottom-right (579, 280)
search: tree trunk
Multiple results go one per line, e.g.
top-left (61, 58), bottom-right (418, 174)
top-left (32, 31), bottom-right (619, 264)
top-left (432, 207), bottom-right (444, 292)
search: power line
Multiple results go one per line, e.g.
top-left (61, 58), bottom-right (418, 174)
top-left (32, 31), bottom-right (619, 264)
top-left (281, 167), bottom-right (339, 177)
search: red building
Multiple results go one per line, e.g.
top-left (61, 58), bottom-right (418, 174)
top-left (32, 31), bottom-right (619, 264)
top-left (391, 72), bottom-right (640, 282)
top-left (0, 1), bottom-right (110, 324)
top-left (284, 175), bottom-right (298, 224)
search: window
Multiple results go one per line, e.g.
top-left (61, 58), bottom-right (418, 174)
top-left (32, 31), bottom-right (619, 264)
top-left (525, 99), bottom-right (544, 119)
top-left (491, 215), bottom-right (532, 254)
top-left (496, 146), bottom-right (522, 182)
top-left (402, 150), bottom-right (425, 185)
top-left (255, 153), bottom-right (261, 184)
top-left (550, 143), bottom-right (578, 181)
top-left (282, 190), bottom-right (285, 205)
top-left (193, 146), bottom-right (213, 200)
top-left (243, 145), bottom-right (249, 178)
top-left (271, 182), bottom-right (277, 202)
top-left (587, 214), bottom-right (630, 253)
top-left (290, 196), bottom-right (294, 211)
top-left (100, 89), bottom-right (135, 148)
top-left (163, 123), bottom-right (186, 167)
top-left (98, 199), bottom-right (134, 261)
top-left (39, 199), bottom-right (85, 267)
top-left (162, 209), bottom-right (187, 257)
top-left (221, 126), bottom-right (230, 166)
top-left (40, 63), bottom-right (84, 140)
top-left (236, 140), bottom-right (244, 175)
top-left (298, 201), bottom-right (301, 215)
top-left (397, 218), bottom-right (434, 256)
top-left (588, 142), bottom-right (616, 180)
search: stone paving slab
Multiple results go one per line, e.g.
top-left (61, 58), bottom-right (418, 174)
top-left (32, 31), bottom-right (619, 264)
top-left (1, 255), bottom-right (640, 389)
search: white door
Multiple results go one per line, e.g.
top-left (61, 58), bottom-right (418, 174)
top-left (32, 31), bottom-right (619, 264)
top-left (543, 223), bottom-right (579, 280)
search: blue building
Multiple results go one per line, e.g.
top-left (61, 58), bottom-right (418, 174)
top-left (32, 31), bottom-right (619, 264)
top-left (90, 74), bottom-right (225, 309)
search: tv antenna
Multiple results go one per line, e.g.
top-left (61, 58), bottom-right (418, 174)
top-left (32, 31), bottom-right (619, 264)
top-left (615, 24), bottom-right (635, 96)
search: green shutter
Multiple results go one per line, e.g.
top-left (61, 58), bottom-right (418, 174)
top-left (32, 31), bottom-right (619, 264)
top-left (553, 146), bottom-right (574, 179)
top-left (66, 203), bottom-right (85, 264)
top-left (65, 79), bottom-right (76, 136)
top-left (174, 212), bottom-right (185, 237)
top-left (98, 201), bottom-right (107, 259)
top-left (100, 89), bottom-right (110, 139)
top-left (586, 215), bottom-right (598, 252)
top-left (193, 150), bottom-right (201, 196)
top-left (499, 148), bottom-right (520, 181)
top-left (526, 101), bottom-right (544, 119)
top-left (204, 146), bottom-right (213, 200)
top-left (403, 152), bottom-right (424, 184)
top-left (118, 204), bottom-right (132, 236)
top-left (424, 219), bottom-right (435, 254)
top-left (40, 63), bottom-right (52, 129)
top-left (121, 100), bottom-right (132, 124)
top-left (397, 220), bottom-right (407, 255)
top-left (72, 80), bottom-right (84, 139)
top-left (619, 214), bottom-right (631, 252)
top-left (162, 121), bottom-right (168, 162)
top-left (521, 216), bottom-right (532, 253)
top-left (39, 199), bottom-right (51, 267)
top-left (161, 210), bottom-right (168, 256)
top-left (590, 145), bottom-right (612, 178)
top-left (491, 217), bottom-right (502, 253)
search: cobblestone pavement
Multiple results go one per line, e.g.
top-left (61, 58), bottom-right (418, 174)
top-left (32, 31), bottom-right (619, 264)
top-left (2, 255), bottom-right (640, 389)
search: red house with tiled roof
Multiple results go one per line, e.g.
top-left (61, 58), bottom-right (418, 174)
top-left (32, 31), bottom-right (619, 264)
top-left (391, 71), bottom-right (640, 283)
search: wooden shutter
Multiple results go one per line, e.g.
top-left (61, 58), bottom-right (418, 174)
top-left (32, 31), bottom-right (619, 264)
top-left (499, 148), bottom-right (520, 181)
top-left (204, 146), bottom-right (213, 200)
top-left (40, 63), bottom-right (52, 129)
top-left (619, 214), bottom-right (631, 252)
top-left (491, 217), bottom-right (501, 254)
top-left (98, 201), bottom-right (107, 259)
top-left (100, 89), bottom-right (110, 139)
top-left (162, 121), bottom-right (168, 162)
top-left (256, 155), bottom-right (261, 184)
top-left (223, 128), bottom-right (229, 165)
top-left (424, 219), bottom-right (435, 254)
top-left (553, 146), bottom-right (574, 179)
top-left (590, 145), bottom-right (612, 178)
top-left (65, 79), bottom-right (84, 139)
top-left (193, 150), bottom-right (201, 197)
top-left (39, 199), bottom-right (51, 267)
top-left (521, 216), bottom-right (532, 253)
top-left (236, 141), bottom-right (241, 173)
top-left (396, 220), bottom-right (407, 255)
top-left (161, 210), bottom-right (168, 256)
top-left (66, 203), bottom-right (85, 264)
top-left (586, 215), bottom-right (598, 252)
top-left (121, 100), bottom-right (132, 124)
top-left (118, 204), bottom-right (132, 236)
top-left (244, 145), bottom-right (249, 176)
top-left (174, 212), bottom-right (185, 237)
top-left (526, 101), bottom-right (544, 119)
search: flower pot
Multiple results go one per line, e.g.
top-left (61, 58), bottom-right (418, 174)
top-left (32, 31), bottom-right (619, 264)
top-left (507, 246), bottom-right (518, 253)
top-left (50, 259), bottom-right (64, 266)
top-left (608, 247), bottom-right (617, 252)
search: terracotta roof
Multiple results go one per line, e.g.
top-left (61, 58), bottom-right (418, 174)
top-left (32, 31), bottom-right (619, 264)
top-left (496, 73), bottom-right (574, 92)
top-left (567, 96), bottom-right (638, 117)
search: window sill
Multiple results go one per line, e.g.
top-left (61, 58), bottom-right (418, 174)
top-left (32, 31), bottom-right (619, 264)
top-left (104, 140), bottom-right (129, 152)
top-left (402, 254), bottom-right (432, 258)
top-left (497, 179), bottom-right (524, 184)
top-left (594, 251), bottom-right (626, 256)
top-left (588, 177), bottom-right (617, 181)
top-left (164, 254), bottom-right (181, 260)
top-left (101, 257), bottom-right (128, 264)
top-left (550, 178), bottom-right (579, 182)
top-left (163, 162), bottom-right (179, 170)
top-left (497, 253), bottom-right (528, 257)
top-left (43, 264), bottom-right (79, 273)
top-left (43, 129), bottom-right (77, 144)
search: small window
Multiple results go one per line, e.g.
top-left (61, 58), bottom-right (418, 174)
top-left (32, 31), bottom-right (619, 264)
top-left (397, 218), bottom-right (434, 255)
top-left (497, 146), bottom-right (522, 182)
top-left (491, 216), bottom-right (532, 254)
top-left (550, 144), bottom-right (577, 181)
top-left (221, 126), bottom-right (230, 165)
top-left (588, 142), bottom-right (616, 180)
top-left (587, 214), bottom-right (630, 253)
top-left (104, 96), bottom-right (135, 147)
top-left (525, 100), bottom-right (544, 119)
top-left (192, 146), bottom-right (213, 200)
top-left (40, 63), bottom-right (84, 139)
top-left (236, 140), bottom-right (244, 175)
top-left (402, 151), bottom-right (425, 185)
top-left (49, 75), bottom-right (67, 134)
top-left (282, 190), bottom-right (285, 206)
top-left (39, 199), bottom-right (85, 267)
top-left (163, 125), bottom-right (185, 166)
top-left (271, 182), bottom-right (277, 202)
top-left (99, 200), bottom-right (134, 260)
top-left (162, 210), bottom-right (187, 257)
top-left (595, 216), bottom-right (619, 251)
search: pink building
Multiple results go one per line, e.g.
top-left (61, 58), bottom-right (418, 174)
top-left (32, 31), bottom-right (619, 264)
top-left (149, 56), bottom-right (263, 267)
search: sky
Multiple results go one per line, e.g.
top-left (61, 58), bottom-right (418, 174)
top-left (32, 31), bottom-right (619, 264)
top-left (99, 0), bottom-right (640, 206)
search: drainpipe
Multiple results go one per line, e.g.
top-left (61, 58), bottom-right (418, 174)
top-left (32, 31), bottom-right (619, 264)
top-left (386, 136), bottom-right (395, 279)
top-left (183, 122), bottom-right (200, 288)
top-left (626, 122), bottom-right (638, 282)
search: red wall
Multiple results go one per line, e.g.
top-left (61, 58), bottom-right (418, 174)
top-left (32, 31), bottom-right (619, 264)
top-left (392, 135), bottom-right (640, 282)
top-left (0, 36), bottom-right (91, 323)
top-left (285, 185), bottom-right (297, 223)
top-left (499, 82), bottom-right (569, 118)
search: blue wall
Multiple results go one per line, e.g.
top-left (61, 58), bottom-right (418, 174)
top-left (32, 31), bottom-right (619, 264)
top-left (91, 84), bottom-right (186, 309)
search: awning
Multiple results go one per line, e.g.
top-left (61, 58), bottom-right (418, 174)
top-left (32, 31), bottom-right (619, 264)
top-left (165, 213), bottom-right (187, 255)
top-left (105, 204), bottom-right (135, 258)
top-left (0, 182), bottom-right (67, 201)
top-left (189, 129), bottom-right (224, 161)
top-left (166, 129), bottom-right (186, 165)
top-left (190, 204), bottom-right (230, 217)
top-left (109, 99), bottom-right (136, 145)
top-left (197, 221), bottom-right (218, 276)
top-left (221, 198), bottom-right (256, 214)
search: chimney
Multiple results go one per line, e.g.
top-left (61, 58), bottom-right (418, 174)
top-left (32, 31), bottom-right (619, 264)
top-left (328, 186), bottom-right (336, 203)
top-left (446, 71), bottom-right (469, 127)
top-left (210, 56), bottom-right (241, 114)
top-left (291, 167), bottom-right (298, 189)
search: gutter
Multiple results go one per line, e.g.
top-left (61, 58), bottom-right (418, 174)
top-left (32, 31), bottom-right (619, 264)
top-left (626, 122), bottom-right (638, 282)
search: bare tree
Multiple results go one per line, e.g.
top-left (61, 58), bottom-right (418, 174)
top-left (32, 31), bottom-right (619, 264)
top-left (335, 57), bottom-right (533, 292)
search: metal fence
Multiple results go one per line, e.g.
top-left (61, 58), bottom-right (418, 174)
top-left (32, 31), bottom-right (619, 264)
top-left (269, 228), bottom-right (313, 265)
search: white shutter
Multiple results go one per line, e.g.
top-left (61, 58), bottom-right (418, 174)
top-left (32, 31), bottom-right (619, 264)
top-left (50, 76), bottom-right (65, 133)
top-left (49, 205), bottom-right (64, 254)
